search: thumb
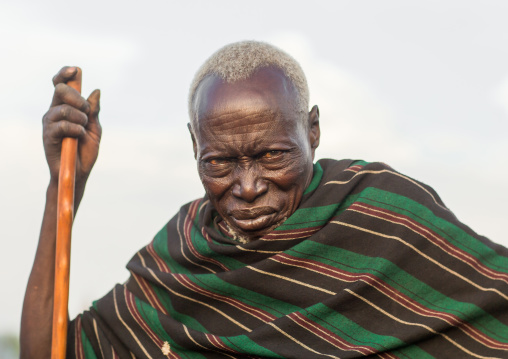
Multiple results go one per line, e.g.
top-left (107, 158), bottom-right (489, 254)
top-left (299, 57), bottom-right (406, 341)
top-left (86, 89), bottom-right (101, 129)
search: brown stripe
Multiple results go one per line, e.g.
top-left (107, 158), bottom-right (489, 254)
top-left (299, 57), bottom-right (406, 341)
top-left (92, 317), bottom-right (105, 358)
top-left (350, 202), bottom-right (508, 282)
top-left (132, 271), bottom-right (168, 315)
top-left (173, 273), bottom-right (276, 323)
top-left (267, 322), bottom-right (339, 358)
top-left (182, 200), bottom-right (228, 272)
top-left (112, 287), bottom-right (153, 358)
top-left (273, 253), bottom-right (508, 350)
top-left (325, 169), bottom-right (450, 212)
top-left (125, 288), bottom-right (163, 348)
top-left (289, 312), bottom-right (375, 355)
top-left (146, 266), bottom-right (252, 332)
top-left (75, 315), bottom-right (84, 359)
top-left (147, 241), bottom-right (171, 273)
top-left (345, 289), bottom-right (501, 359)
top-left (247, 265), bottom-right (336, 295)
top-left (333, 221), bottom-right (508, 302)
top-left (175, 208), bottom-right (216, 273)
top-left (205, 334), bottom-right (241, 357)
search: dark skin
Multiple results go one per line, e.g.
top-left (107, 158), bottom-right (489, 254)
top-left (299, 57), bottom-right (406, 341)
top-left (21, 66), bottom-right (318, 356)
top-left (190, 67), bottom-right (320, 240)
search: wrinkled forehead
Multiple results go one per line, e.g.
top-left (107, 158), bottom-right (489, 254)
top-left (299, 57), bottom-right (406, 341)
top-left (191, 67), bottom-right (300, 126)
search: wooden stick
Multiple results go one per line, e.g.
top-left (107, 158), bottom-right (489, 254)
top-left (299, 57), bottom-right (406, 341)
top-left (51, 68), bottom-right (82, 359)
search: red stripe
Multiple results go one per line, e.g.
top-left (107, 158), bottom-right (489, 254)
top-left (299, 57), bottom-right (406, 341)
top-left (274, 253), bottom-right (508, 350)
top-left (289, 312), bottom-right (376, 355)
top-left (168, 344), bottom-right (180, 359)
top-left (183, 200), bottom-right (229, 271)
top-left (205, 333), bottom-right (243, 355)
top-left (124, 288), bottom-right (164, 347)
top-left (132, 272), bottom-right (168, 315)
top-left (147, 241), bottom-right (171, 273)
top-left (378, 352), bottom-right (400, 359)
top-left (173, 273), bottom-right (276, 322)
top-left (350, 202), bottom-right (508, 283)
top-left (201, 227), bottom-right (214, 243)
top-left (124, 288), bottom-right (183, 358)
top-left (345, 165), bottom-right (363, 173)
top-left (278, 253), bottom-right (494, 344)
top-left (206, 334), bottom-right (227, 350)
top-left (75, 315), bottom-right (85, 359)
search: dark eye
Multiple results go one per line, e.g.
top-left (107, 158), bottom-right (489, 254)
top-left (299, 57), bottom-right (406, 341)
top-left (262, 150), bottom-right (283, 159)
top-left (201, 157), bottom-right (233, 177)
top-left (209, 159), bottom-right (222, 165)
top-left (207, 158), bottom-right (228, 166)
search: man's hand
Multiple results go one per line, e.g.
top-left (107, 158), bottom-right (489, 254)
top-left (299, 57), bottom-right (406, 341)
top-left (43, 66), bottom-right (101, 186)
top-left (20, 67), bottom-right (101, 358)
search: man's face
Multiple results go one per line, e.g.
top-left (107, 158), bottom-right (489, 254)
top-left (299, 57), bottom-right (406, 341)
top-left (190, 67), bottom-right (319, 240)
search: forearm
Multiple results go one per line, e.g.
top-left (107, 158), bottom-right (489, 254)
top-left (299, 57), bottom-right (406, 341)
top-left (20, 179), bottom-right (86, 358)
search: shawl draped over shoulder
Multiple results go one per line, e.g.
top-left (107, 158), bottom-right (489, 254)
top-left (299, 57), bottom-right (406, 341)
top-left (67, 159), bottom-right (508, 358)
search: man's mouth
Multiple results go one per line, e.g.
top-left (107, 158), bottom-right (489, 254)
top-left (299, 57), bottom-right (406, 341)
top-left (229, 207), bottom-right (276, 219)
top-left (228, 207), bottom-right (277, 231)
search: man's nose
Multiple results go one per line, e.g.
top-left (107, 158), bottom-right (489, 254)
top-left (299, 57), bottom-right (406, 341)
top-left (232, 167), bottom-right (268, 203)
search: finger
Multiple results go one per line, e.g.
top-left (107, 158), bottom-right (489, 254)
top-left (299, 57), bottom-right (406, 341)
top-left (52, 66), bottom-right (79, 86)
top-left (86, 89), bottom-right (101, 128)
top-left (45, 121), bottom-right (86, 142)
top-left (50, 83), bottom-right (90, 113)
top-left (43, 104), bottom-right (88, 127)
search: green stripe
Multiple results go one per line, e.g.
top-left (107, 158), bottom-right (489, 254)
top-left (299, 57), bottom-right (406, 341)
top-left (189, 224), bottom-right (246, 270)
top-left (357, 187), bottom-right (508, 272)
top-left (289, 241), bottom-right (508, 343)
top-left (391, 344), bottom-right (436, 359)
top-left (302, 303), bottom-right (434, 358)
top-left (136, 294), bottom-right (282, 358)
top-left (149, 282), bottom-right (210, 333)
top-left (275, 203), bottom-right (339, 231)
top-left (181, 198), bottom-right (250, 270)
top-left (350, 160), bottom-right (370, 167)
top-left (185, 273), bottom-right (301, 317)
top-left (152, 211), bottom-right (244, 274)
top-left (136, 297), bottom-right (207, 359)
top-left (136, 293), bottom-right (281, 357)
top-left (81, 326), bottom-right (98, 359)
top-left (223, 335), bottom-right (284, 358)
top-left (152, 225), bottom-right (184, 274)
top-left (303, 162), bottom-right (323, 195)
top-left (276, 191), bottom-right (361, 231)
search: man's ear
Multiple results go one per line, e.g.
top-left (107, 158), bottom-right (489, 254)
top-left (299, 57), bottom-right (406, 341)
top-left (308, 105), bottom-right (320, 160)
top-left (188, 123), bottom-right (198, 159)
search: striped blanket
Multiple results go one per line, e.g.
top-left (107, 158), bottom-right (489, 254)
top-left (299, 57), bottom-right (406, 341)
top-left (68, 159), bottom-right (508, 358)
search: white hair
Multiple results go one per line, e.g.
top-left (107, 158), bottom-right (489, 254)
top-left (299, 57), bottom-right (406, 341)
top-left (188, 40), bottom-right (309, 120)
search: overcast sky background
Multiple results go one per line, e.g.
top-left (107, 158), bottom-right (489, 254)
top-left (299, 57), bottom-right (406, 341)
top-left (1, 0), bottom-right (507, 336)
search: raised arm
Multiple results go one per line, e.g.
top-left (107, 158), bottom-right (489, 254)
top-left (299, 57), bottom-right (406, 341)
top-left (20, 67), bottom-right (101, 358)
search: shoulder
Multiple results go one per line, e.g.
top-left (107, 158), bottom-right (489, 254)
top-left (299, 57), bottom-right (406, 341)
top-left (316, 158), bottom-right (396, 179)
top-left (315, 158), bottom-right (449, 210)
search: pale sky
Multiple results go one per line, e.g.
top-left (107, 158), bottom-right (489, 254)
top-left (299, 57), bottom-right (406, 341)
top-left (1, 0), bottom-right (507, 335)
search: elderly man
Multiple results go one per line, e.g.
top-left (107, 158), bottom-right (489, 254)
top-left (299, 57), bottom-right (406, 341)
top-left (22, 41), bottom-right (508, 358)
